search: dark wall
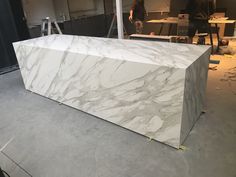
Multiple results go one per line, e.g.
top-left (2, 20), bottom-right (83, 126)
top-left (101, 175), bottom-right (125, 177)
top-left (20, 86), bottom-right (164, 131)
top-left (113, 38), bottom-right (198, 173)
top-left (8, 0), bottom-right (30, 40)
top-left (0, 0), bottom-right (30, 71)
top-left (0, 0), bottom-right (19, 70)
top-left (216, 0), bottom-right (236, 36)
top-left (170, 0), bottom-right (188, 16)
top-left (64, 15), bottom-right (106, 37)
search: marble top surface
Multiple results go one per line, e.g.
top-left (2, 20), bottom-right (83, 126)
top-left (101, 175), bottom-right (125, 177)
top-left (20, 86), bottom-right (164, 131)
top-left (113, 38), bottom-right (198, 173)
top-left (14, 34), bottom-right (211, 68)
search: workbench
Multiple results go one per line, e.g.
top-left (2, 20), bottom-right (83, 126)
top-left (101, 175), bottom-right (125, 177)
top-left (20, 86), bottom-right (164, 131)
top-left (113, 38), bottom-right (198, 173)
top-left (147, 18), bottom-right (236, 52)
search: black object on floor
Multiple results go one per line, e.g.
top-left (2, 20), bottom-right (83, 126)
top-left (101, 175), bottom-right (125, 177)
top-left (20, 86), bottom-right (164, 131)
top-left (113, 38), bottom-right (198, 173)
top-left (210, 60), bottom-right (221, 64)
top-left (0, 167), bottom-right (10, 177)
top-left (0, 65), bottom-right (19, 75)
top-left (0, 168), bottom-right (5, 177)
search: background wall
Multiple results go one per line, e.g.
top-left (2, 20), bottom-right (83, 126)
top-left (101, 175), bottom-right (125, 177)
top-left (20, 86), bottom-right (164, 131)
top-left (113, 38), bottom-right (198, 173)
top-left (216, 0), bottom-right (236, 36)
top-left (113, 0), bottom-right (171, 13)
top-left (0, 0), bottom-right (20, 70)
top-left (52, 0), bottom-right (105, 20)
top-left (53, 0), bottom-right (70, 21)
top-left (169, 0), bottom-right (188, 16)
top-left (22, 0), bottom-right (56, 26)
top-left (68, 0), bottom-right (95, 12)
top-left (22, 0), bottom-right (236, 36)
top-left (68, 0), bottom-right (104, 19)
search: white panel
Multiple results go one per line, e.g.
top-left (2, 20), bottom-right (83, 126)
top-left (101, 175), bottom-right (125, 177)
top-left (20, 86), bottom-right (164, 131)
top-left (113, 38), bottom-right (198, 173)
top-left (22, 0), bottom-right (56, 26)
top-left (68, 0), bottom-right (95, 12)
top-left (146, 0), bottom-right (170, 12)
top-left (114, 0), bottom-right (170, 13)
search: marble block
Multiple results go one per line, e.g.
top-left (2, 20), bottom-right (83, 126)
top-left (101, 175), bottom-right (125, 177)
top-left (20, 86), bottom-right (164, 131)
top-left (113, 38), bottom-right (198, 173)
top-left (13, 34), bottom-right (211, 148)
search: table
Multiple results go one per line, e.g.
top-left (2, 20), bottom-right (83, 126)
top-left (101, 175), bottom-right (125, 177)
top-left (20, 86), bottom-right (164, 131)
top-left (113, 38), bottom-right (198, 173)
top-left (13, 34), bottom-right (211, 149)
top-left (147, 18), bottom-right (236, 53)
top-left (147, 18), bottom-right (235, 25)
top-left (148, 18), bottom-right (178, 36)
top-left (208, 19), bottom-right (236, 52)
top-left (129, 34), bottom-right (174, 42)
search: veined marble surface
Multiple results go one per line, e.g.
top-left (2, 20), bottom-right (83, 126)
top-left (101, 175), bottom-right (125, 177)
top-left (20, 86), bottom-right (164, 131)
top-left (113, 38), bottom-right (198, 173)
top-left (13, 35), bottom-right (211, 148)
top-left (14, 34), bottom-right (210, 68)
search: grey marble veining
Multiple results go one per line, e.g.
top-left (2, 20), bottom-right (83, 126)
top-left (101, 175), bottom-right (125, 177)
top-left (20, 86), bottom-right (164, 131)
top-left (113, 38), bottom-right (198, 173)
top-left (13, 35), bottom-right (211, 148)
top-left (14, 34), bottom-right (209, 68)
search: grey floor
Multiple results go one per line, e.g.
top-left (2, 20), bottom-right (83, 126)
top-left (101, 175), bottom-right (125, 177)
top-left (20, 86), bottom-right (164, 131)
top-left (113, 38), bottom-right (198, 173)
top-left (0, 57), bottom-right (235, 177)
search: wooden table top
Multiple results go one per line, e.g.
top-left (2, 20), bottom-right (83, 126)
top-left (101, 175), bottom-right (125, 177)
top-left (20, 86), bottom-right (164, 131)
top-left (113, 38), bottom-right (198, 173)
top-left (208, 20), bottom-right (236, 24)
top-left (147, 18), bottom-right (236, 24)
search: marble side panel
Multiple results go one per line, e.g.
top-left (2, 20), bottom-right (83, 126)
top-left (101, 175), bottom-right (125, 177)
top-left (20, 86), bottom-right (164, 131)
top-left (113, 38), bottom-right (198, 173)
top-left (180, 49), bottom-right (211, 144)
top-left (14, 44), bottom-right (186, 148)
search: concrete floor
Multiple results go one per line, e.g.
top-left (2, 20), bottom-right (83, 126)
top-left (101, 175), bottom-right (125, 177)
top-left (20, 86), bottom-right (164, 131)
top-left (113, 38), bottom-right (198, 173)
top-left (0, 56), bottom-right (236, 177)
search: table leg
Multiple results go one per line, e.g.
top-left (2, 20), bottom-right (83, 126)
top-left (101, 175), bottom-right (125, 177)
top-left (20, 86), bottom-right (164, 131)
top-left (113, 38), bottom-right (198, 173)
top-left (159, 23), bottom-right (164, 35)
top-left (215, 23), bottom-right (220, 52)
top-left (209, 23), bottom-right (214, 54)
top-left (168, 24), bottom-right (173, 36)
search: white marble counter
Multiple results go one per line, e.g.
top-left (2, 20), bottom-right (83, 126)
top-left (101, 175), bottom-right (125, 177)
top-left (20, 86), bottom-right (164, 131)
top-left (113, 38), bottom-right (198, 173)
top-left (13, 34), bottom-right (211, 148)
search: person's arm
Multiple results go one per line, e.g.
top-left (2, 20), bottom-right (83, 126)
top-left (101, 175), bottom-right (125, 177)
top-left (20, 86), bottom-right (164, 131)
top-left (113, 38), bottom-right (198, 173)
top-left (129, 9), bottom-right (134, 21)
top-left (129, 2), bottom-right (136, 22)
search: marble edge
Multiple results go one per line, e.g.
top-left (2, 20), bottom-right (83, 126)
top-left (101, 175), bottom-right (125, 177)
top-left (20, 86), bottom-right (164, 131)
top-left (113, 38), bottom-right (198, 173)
top-left (13, 34), bottom-right (212, 52)
top-left (179, 47), bottom-right (211, 145)
top-left (12, 41), bottom-right (211, 71)
top-left (12, 35), bottom-right (212, 69)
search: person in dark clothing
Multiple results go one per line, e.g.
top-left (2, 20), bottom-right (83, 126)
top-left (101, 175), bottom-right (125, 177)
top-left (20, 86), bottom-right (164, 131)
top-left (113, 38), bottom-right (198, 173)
top-left (185, 0), bottom-right (215, 38)
top-left (129, 0), bottom-right (147, 34)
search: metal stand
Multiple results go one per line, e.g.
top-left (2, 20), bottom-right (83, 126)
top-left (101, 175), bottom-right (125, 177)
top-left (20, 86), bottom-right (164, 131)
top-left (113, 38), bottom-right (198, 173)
top-left (41, 17), bottom-right (62, 36)
top-left (107, 14), bottom-right (127, 38)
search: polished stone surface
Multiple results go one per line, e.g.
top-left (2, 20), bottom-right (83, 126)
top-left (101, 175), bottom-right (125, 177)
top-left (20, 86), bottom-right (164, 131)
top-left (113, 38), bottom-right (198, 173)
top-left (13, 34), bottom-right (209, 68)
top-left (13, 35), bottom-right (211, 148)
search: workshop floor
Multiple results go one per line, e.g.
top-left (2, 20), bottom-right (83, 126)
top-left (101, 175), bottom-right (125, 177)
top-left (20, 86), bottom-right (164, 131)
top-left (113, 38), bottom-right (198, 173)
top-left (0, 43), bottom-right (236, 177)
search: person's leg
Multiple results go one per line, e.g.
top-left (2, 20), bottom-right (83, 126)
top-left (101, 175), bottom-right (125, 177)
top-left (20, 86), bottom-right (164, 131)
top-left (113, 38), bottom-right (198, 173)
top-left (139, 21), bottom-right (144, 34)
top-left (134, 20), bottom-right (143, 34)
top-left (197, 20), bottom-right (208, 34)
top-left (196, 20), bottom-right (209, 45)
top-left (188, 21), bottom-right (197, 43)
